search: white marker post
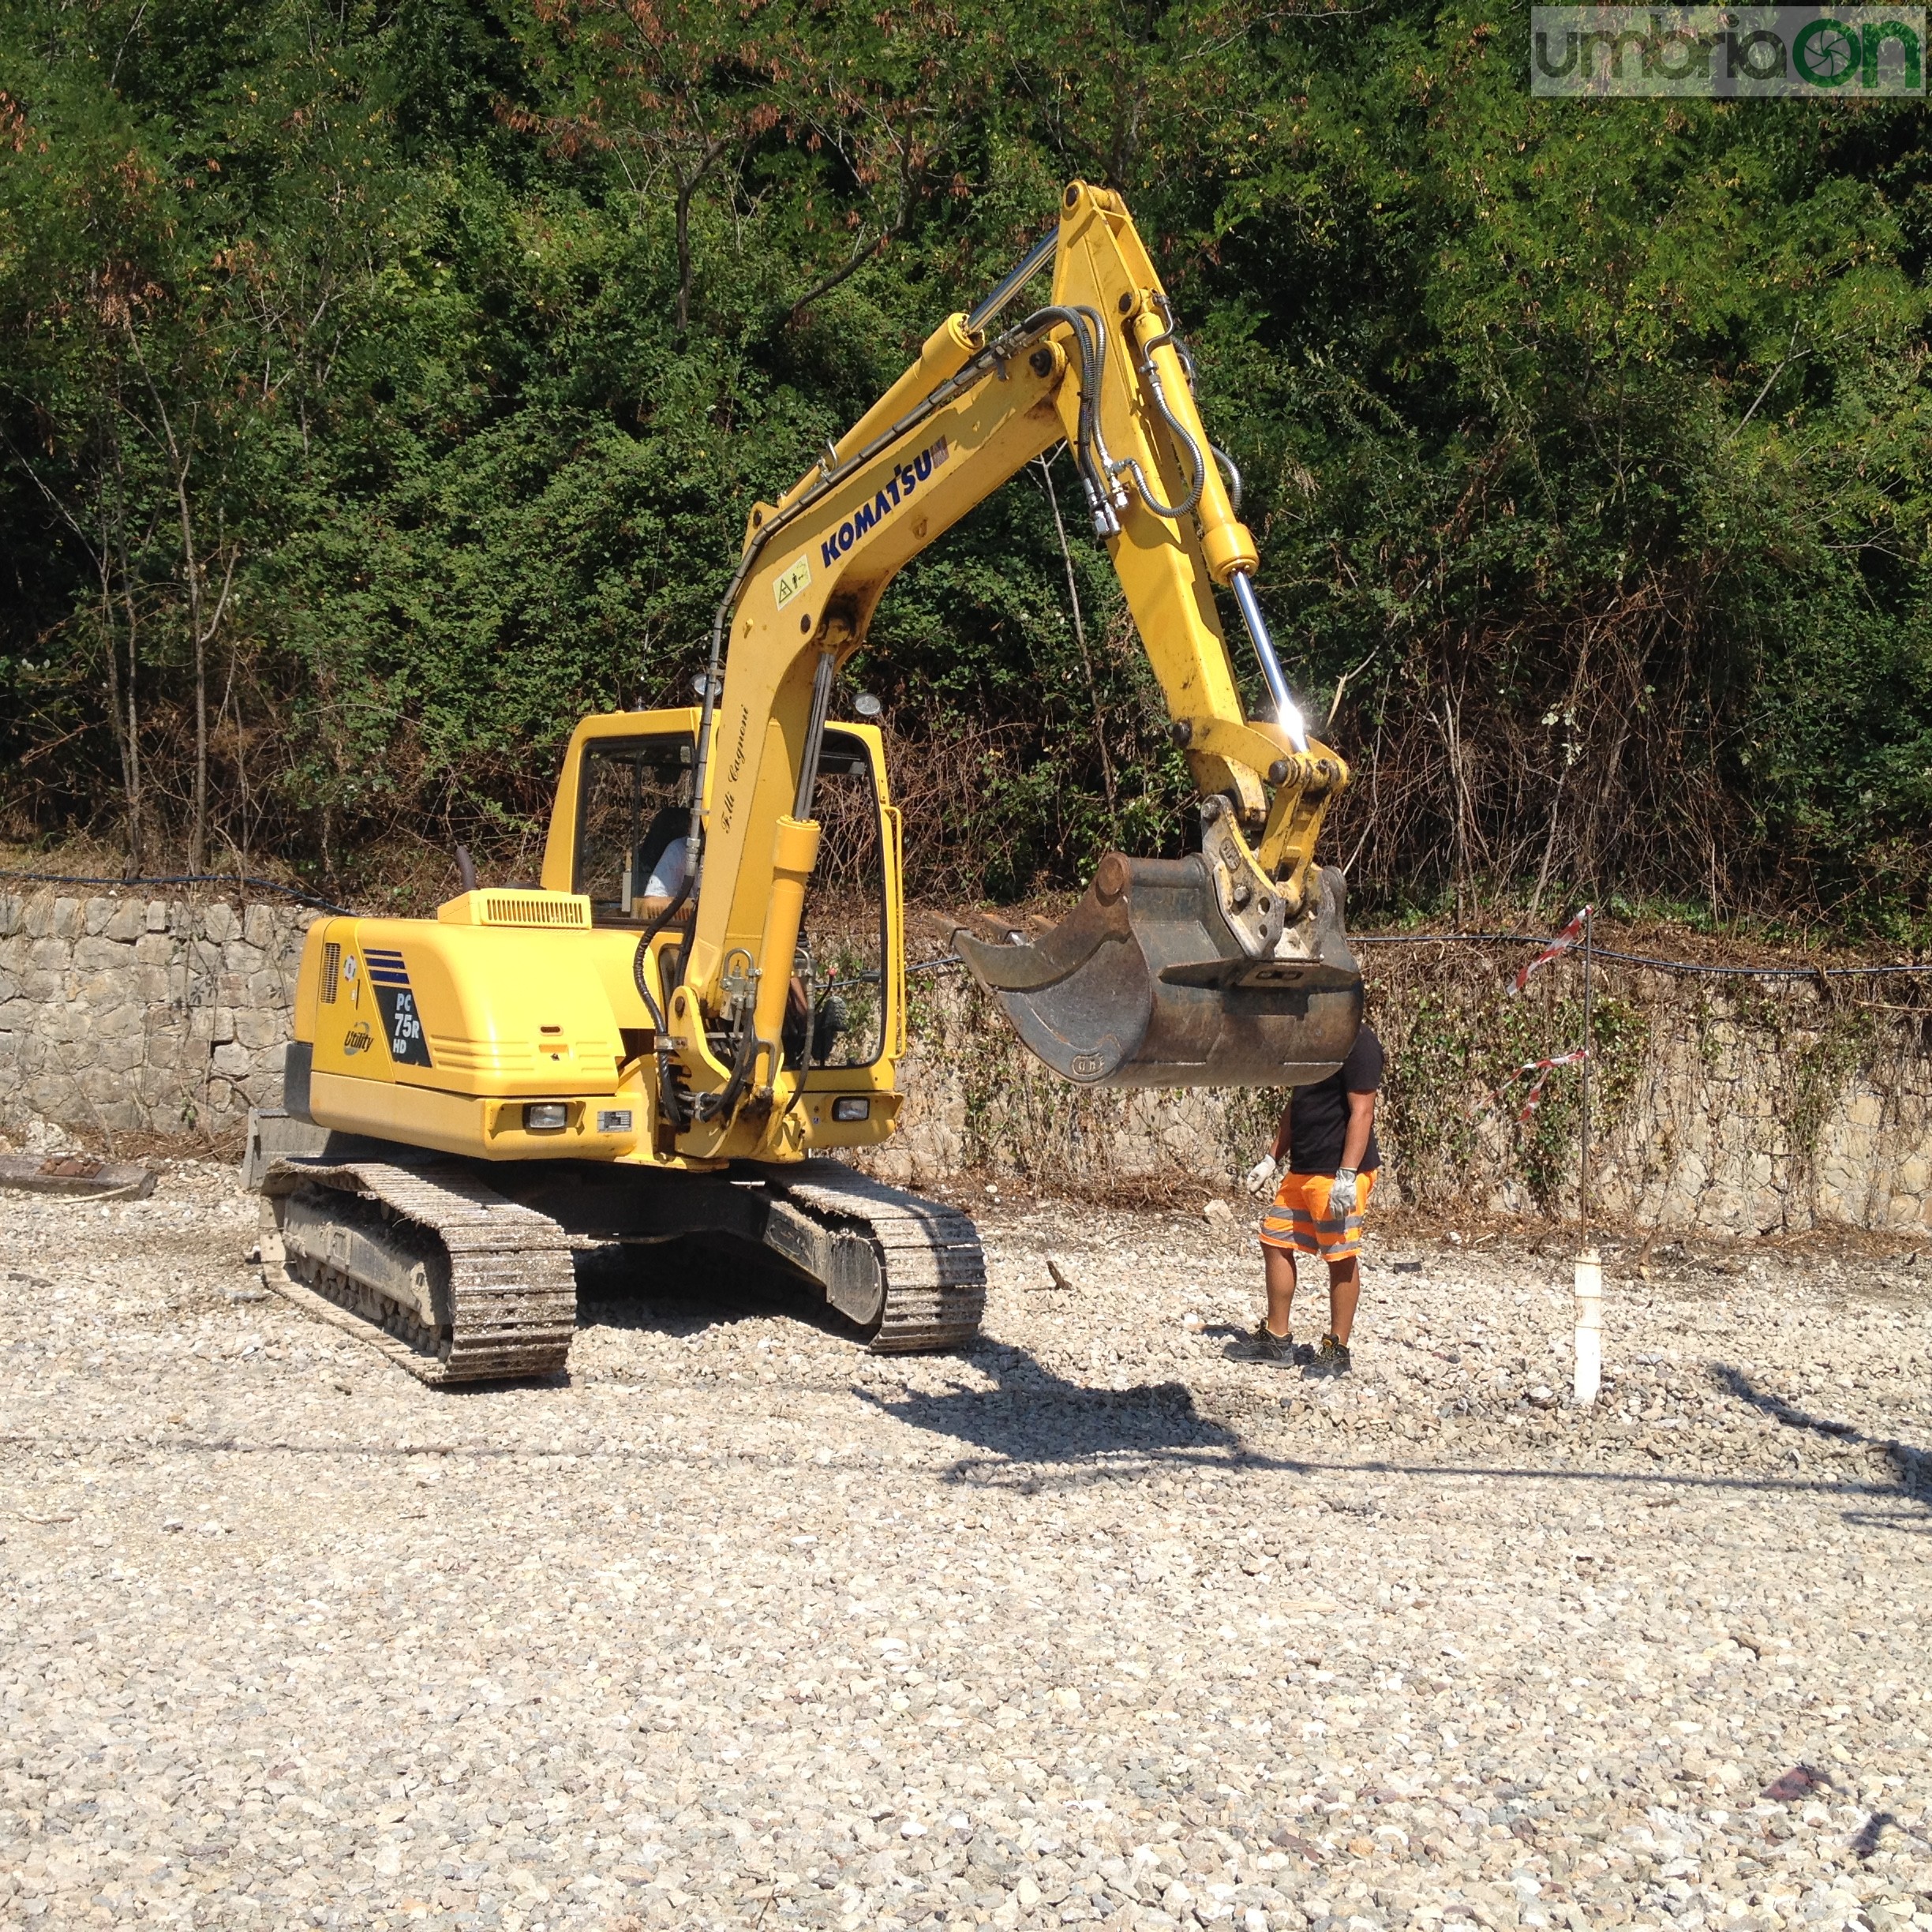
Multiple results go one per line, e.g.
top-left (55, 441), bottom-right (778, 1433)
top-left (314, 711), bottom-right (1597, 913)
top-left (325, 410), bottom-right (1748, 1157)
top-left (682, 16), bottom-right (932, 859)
top-left (1575, 904), bottom-right (1600, 1406)
top-left (1574, 1248), bottom-right (1603, 1405)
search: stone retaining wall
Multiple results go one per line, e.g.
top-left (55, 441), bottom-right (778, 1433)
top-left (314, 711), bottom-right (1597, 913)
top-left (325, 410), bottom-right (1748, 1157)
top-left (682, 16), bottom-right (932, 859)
top-left (873, 972), bottom-right (1932, 1236)
top-left (4, 886), bottom-right (1929, 1236)
top-left (0, 889), bottom-right (312, 1145)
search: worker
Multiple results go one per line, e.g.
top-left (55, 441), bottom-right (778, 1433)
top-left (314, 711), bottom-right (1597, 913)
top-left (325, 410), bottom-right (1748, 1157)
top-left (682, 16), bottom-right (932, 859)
top-left (643, 833), bottom-right (689, 902)
top-left (1244, 1020), bottom-right (1385, 1376)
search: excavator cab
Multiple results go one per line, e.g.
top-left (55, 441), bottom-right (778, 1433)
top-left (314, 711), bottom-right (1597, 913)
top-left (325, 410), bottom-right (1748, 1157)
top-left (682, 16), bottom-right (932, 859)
top-left (575, 731), bottom-right (700, 923)
top-left (956, 853), bottom-right (1362, 1088)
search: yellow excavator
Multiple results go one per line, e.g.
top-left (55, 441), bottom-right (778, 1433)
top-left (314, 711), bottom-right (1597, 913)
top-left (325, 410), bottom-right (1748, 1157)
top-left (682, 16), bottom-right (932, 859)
top-left (247, 182), bottom-right (1362, 1383)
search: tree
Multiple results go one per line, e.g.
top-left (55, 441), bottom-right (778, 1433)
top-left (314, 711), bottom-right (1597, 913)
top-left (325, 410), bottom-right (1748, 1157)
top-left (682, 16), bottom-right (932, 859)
top-left (3, 0), bottom-right (1930, 930)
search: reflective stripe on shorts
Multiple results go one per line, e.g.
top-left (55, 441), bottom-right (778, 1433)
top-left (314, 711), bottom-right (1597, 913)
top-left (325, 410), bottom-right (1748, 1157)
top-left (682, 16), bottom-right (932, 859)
top-left (1260, 1169), bottom-right (1376, 1260)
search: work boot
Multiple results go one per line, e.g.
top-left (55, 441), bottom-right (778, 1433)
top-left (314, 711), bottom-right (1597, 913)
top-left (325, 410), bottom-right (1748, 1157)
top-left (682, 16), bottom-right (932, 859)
top-left (1305, 1333), bottom-right (1352, 1378)
top-left (1248, 1320), bottom-right (1306, 1365)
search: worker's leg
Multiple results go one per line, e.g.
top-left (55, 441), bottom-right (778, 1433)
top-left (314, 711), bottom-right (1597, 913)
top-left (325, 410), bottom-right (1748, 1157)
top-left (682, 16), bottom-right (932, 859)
top-left (1256, 1175), bottom-right (1317, 1358)
top-left (1305, 1170), bottom-right (1371, 1374)
top-left (1325, 1255), bottom-right (1360, 1344)
top-left (1264, 1243), bottom-right (1299, 1339)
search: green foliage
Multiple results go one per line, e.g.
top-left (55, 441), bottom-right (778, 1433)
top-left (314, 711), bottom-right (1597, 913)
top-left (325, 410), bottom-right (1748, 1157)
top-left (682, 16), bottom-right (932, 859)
top-left (1784, 1007), bottom-right (1881, 1170)
top-left (4, 0), bottom-right (1932, 927)
top-left (1380, 974), bottom-right (1649, 1212)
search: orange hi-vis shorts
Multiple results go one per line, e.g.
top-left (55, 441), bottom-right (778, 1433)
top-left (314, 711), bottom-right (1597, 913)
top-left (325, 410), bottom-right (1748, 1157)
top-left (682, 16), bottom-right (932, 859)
top-left (1260, 1170), bottom-right (1377, 1261)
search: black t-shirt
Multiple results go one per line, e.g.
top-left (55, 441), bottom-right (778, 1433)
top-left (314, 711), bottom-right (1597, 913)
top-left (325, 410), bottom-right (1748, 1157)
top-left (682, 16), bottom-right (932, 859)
top-left (1287, 1024), bottom-right (1384, 1176)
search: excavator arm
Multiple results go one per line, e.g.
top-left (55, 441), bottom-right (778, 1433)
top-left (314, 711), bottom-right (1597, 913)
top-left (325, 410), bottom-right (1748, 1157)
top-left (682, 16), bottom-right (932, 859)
top-left (663, 181), bottom-right (1362, 1156)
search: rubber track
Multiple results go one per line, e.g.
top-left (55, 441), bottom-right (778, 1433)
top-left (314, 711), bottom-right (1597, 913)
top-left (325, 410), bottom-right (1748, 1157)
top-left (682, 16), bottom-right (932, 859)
top-left (776, 1165), bottom-right (986, 1353)
top-left (259, 1159), bottom-right (577, 1385)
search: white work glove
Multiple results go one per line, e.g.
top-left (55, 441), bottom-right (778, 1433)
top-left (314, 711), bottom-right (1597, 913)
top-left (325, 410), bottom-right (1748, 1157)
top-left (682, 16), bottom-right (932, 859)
top-left (1245, 1155), bottom-right (1279, 1197)
top-left (1328, 1167), bottom-right (1360, 1216)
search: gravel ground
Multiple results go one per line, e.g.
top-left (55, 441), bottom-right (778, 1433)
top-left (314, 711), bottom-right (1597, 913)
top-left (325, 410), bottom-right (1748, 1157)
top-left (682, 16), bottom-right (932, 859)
top-left (2, 1161), bottom-right (1930, 1932)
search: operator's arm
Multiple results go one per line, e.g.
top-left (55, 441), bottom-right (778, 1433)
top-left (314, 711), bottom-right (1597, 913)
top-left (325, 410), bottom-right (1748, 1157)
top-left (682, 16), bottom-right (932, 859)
top-left (1271, 1100), bottom-right (1294, 1166)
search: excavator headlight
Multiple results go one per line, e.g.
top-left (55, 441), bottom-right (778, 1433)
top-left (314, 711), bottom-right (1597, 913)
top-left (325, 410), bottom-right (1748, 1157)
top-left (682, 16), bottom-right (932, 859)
top-left (830, 1096), bottom-right (871, 1123)
top-left (524, 1103), bottom-right (569, 1133)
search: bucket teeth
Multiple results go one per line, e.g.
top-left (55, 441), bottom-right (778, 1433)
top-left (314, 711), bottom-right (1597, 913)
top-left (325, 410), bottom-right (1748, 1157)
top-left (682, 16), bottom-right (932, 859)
top-left (956, 857), bottom-right (1362, 1088)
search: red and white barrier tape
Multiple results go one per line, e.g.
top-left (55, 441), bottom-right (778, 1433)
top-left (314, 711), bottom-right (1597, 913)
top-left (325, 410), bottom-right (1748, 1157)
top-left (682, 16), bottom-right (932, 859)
top-left (1477, 1046), bottom-right (1590, 1122)
top-left (1509, 904), bottom-right (1593, 995)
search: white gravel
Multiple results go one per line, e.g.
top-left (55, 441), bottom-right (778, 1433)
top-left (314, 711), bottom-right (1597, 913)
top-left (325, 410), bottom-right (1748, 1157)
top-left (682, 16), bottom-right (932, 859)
top-left (2, 1163), bottom-right (1930, 1932)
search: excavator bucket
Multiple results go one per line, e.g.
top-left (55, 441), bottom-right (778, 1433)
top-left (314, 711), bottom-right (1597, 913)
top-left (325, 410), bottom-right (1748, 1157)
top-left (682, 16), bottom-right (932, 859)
top-left (955, 855), bottom-right (1363, 1088)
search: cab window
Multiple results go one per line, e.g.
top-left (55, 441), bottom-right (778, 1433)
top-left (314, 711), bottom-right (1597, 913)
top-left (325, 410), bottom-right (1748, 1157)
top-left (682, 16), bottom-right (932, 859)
top-left (574, 736), bottom-right (695, 924)
top-left (795, 728), bottom-right (889, 1069)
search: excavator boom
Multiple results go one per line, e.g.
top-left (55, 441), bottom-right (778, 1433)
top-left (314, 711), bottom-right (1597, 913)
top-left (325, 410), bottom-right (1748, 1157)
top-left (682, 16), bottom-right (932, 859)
top-left (670, 181), bottom-right (1360, 1140)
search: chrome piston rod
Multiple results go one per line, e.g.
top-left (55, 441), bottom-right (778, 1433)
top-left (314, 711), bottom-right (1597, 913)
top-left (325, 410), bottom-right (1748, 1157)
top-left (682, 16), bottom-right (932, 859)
top-left (1230, 569), bottom-right (1309, 754)
top-left (966, 228), bottom-right (1060, 335)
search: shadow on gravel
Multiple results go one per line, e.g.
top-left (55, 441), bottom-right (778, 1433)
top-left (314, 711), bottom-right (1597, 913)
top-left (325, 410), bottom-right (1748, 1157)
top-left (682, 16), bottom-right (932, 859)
top-left (571, 1237), bottom-right (861, 1343)
top-left (856, 1345), bottom-right (1242, 1469)
top-left (1850, 1810), bottom-right (1897, 1861)
top-left (1711, 1364), bottom-right (1928, 1515)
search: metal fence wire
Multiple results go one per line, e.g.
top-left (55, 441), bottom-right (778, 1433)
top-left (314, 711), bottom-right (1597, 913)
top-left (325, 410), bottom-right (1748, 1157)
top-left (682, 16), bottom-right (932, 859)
top-left (907, 935), bottom-right (1931, 983)
top-left (0, 871), bottom-right (354, 916)
top-left (6, 872), bottom-right (1927, 984)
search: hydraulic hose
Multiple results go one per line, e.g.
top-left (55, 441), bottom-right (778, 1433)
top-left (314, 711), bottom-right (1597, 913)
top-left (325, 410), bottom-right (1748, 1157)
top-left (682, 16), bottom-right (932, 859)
top-left (1211, 444), bottom-right (1243, 513)
top-left (694, 1013), bottom-right (760, 1124)
top-left (629, 871), bottom-right (695, 1023)
top-left (1107, 316), bottom-right (1208, 522)
top-left (1114, 359), bottom-right (1205, 519)
top-left (631, 873), bottom-right (695, 1129)
top-left (1064, 303), bottom-right (1125, 534)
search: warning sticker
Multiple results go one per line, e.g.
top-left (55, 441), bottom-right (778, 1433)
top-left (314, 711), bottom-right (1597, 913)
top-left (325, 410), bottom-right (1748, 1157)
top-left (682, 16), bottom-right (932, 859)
top-left (773, 552), bottom-right (812, 612)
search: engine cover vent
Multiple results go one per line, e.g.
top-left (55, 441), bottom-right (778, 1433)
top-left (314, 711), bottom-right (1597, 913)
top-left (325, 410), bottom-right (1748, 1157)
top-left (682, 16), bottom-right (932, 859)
top-left (436, 889), bottom-right (593, 929)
